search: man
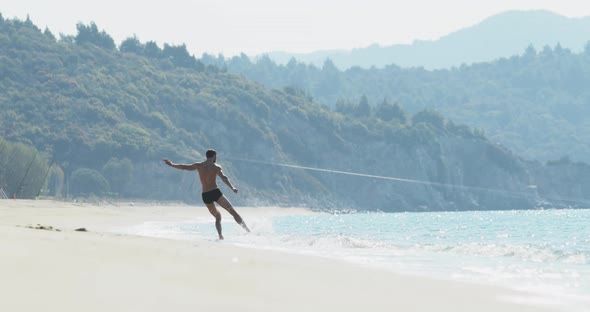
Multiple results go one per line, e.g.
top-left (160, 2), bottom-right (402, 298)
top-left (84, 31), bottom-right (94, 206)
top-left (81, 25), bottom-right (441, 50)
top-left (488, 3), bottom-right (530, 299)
top-left (163, 149), bottom-right (250, 240)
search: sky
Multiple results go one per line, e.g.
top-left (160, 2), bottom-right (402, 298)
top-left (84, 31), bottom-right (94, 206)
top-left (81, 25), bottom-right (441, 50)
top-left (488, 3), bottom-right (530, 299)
top-left (1, 0), bottom-right (590, 57)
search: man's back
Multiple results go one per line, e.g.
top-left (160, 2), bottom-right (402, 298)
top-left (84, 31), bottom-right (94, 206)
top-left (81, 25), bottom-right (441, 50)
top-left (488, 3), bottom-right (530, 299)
top-left (196, 161), bottom-right (220, 192)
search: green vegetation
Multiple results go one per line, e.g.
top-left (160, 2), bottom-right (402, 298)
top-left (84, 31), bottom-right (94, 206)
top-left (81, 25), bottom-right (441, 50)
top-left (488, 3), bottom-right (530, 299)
top-left (70, 168), bottom-right (110, 196)
top-left (2, 15), bottom-right (590, 210)
top-left (0, 137), bottom-right (50, 198)
top-left (211, 44), bottom-right (590, 163)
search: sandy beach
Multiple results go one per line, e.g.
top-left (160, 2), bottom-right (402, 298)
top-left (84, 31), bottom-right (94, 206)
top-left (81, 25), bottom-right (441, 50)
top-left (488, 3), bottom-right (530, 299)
top-left (0, 200), bottom-right (565, 312)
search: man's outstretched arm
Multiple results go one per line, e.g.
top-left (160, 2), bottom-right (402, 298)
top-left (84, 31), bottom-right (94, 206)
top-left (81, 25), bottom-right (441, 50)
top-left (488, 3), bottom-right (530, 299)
top-left (163, 158), bottom-right (199, 171)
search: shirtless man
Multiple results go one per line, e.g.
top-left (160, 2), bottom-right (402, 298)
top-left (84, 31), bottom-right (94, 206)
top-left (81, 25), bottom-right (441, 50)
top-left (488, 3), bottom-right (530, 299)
top-left (163, 149), bottom-right (250, 240)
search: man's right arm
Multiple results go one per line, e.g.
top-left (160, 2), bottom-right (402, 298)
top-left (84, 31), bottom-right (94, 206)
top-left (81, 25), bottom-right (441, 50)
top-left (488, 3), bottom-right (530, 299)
top-left (217, 166), bottom-right (238, 193)
top-left (163, 158), bottom-right (199, 171)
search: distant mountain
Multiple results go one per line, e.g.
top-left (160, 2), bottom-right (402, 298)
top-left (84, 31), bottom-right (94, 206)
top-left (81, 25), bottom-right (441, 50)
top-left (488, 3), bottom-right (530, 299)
top-left (262, 10), bottom-right (590, 69)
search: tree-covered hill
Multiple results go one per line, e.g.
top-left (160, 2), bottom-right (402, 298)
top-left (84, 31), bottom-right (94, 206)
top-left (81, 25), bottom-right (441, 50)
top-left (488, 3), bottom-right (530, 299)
top-left (207, 43), bottom-right (590, 163)
top-left (2, 15), bottom-right (590, 211)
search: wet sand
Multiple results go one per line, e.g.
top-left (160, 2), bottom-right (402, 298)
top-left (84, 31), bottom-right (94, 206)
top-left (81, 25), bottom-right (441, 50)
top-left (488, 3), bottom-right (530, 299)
top-left (0, 200), bottom-right (562, 312)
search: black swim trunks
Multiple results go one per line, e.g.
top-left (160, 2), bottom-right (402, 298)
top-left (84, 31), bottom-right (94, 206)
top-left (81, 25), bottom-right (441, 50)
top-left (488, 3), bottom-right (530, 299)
top-left (202, 188), bottom-right (223, 204)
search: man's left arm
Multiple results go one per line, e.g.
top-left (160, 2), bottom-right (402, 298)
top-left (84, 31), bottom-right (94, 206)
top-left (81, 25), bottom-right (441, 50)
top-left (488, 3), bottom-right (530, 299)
top-left (163, 158), bottom-right (199, 171)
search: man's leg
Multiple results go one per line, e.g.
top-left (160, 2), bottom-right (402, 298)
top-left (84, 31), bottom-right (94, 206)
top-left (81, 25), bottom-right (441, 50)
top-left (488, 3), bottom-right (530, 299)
top-left (216, 195), bottom-right (250, 232)
top-left (206, 203), bottom-right (224, 240)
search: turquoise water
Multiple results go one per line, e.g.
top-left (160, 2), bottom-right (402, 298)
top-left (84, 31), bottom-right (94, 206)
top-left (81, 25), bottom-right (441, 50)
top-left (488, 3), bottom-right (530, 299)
top-left (128, 208), bottom-right (590, 310)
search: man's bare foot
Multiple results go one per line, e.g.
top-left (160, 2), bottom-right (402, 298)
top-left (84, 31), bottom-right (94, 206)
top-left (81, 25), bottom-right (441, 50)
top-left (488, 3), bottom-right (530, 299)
top-left (240, 222), bottom-right (250, 233)
top-left (219, 235), bottom-right (224, 240)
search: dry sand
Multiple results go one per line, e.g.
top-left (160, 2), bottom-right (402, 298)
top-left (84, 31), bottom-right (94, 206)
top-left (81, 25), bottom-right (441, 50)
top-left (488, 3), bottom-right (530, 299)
top-left (0, 199), bottom-right (566, 312)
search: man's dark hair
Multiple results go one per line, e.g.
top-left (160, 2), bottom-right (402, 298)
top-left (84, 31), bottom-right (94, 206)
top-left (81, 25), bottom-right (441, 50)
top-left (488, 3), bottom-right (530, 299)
top-left (206, 149), bottom-right (217, 158)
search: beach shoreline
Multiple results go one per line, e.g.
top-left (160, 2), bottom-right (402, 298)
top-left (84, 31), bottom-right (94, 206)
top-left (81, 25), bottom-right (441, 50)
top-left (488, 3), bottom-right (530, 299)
top-left (0, 199), bottom-right (569, 311)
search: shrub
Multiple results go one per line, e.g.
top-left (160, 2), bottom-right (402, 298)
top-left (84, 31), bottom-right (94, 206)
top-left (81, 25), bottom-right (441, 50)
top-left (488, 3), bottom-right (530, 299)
top-left (70, 168), bottom-right (110, 196)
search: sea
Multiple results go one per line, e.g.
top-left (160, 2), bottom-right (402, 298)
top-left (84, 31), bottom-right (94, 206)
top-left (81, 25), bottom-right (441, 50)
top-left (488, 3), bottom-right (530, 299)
top-left (125, 208), bottom-right (590, 311)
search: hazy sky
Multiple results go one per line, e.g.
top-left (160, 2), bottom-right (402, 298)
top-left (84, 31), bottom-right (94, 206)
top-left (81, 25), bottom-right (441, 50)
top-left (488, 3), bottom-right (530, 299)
top-left (1, 0), bottom-right (590, 56)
